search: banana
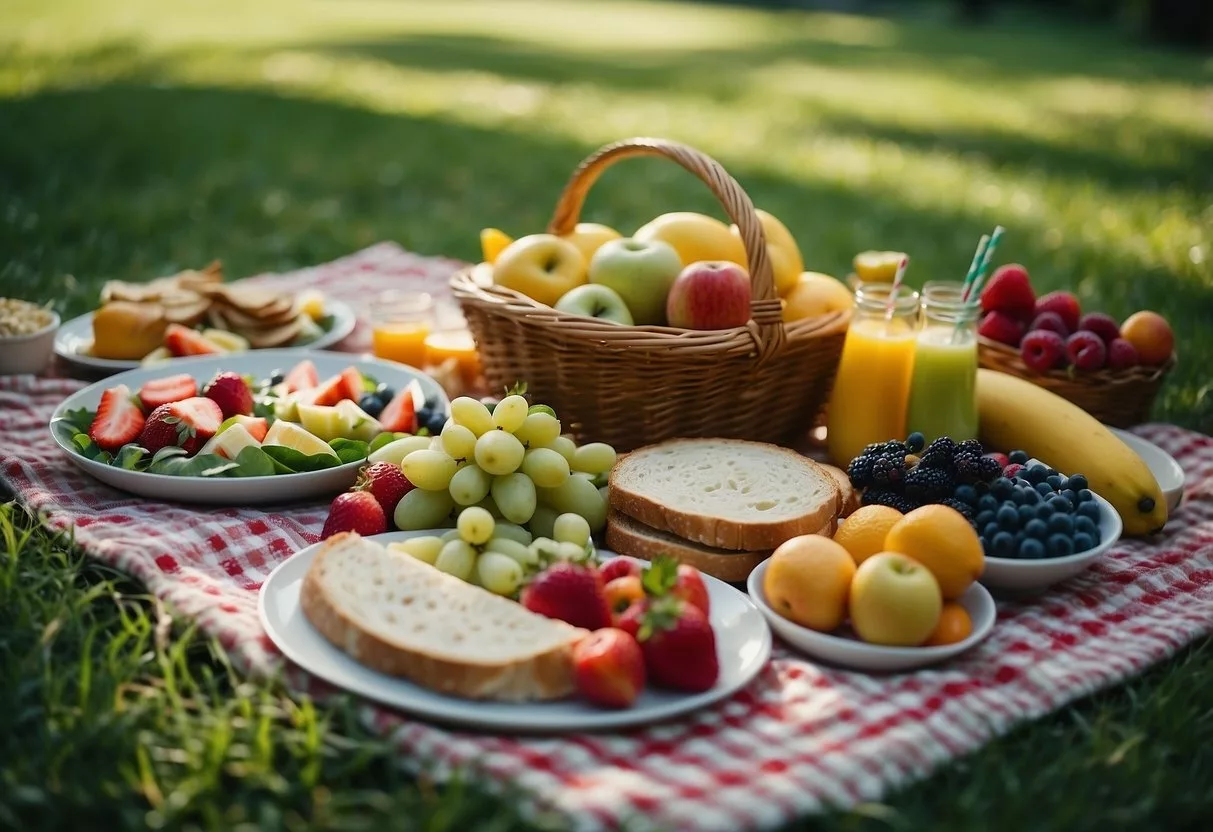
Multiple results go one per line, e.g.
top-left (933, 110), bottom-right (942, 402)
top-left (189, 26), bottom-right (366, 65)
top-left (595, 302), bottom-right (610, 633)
top-left (975, 369), bottom-right (1167, 537)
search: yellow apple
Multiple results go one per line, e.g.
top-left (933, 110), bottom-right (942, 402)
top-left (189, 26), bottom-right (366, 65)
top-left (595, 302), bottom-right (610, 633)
top-left (560, 222), bottom-right (622, 265)
top-left (782, 272), bottom-right (853, 322)
top-left (730, 209), bottom-right (804, 297)
top-left (492, 234), bottom-right (587, 306)
top-left (633, 212), bottom-right (747, 269)
top-left (848, 552), bottom-right (942, 646)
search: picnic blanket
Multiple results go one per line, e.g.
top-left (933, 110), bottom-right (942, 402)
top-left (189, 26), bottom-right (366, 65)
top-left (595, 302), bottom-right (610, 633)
top-left (3, 242), bottom-right (1212, 832)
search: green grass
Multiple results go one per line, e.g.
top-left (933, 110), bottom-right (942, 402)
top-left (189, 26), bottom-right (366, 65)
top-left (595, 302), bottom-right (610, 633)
top-left (1, 0), bottom-right (1211, 828)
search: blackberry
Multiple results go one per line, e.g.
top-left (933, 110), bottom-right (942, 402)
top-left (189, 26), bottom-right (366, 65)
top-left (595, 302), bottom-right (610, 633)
top-left (939, 498), bottom-right (974, 519)
top-left (918, 437), bottom-right (957, 469)
top-left (904, 465), bottom-right (955, 500)
top-left (955, 439), bottom-right (985, 459)
top-left (870, 456), bottom-right (905, 487)
top-left (976, 455), bottom-right (1004, 482)
top-left (905, 432), bottom-right (926, 453)
top-left (862, 488), bottom-right (919, 514)
top-left (847, 454), bottom-right (875, 489)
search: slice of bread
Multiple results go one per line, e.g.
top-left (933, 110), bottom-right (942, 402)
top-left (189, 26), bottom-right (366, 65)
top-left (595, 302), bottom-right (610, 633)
top-left (605, 511), bottom-right (834, 583)
top-left (820, 463), bottom-right (860, 518)
top-left (300, 533), bottom-right (585, 702)
top-left (609, 438), bottom-right (840, 551)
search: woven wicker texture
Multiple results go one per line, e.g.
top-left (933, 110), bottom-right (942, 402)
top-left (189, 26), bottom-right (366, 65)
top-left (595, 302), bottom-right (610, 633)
top-left (451, 137), bottom-right (849, 451)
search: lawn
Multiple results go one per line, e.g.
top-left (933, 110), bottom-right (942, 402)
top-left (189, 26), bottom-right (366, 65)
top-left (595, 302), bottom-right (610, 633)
top-left (1, 0), bottom-right (1212, 829)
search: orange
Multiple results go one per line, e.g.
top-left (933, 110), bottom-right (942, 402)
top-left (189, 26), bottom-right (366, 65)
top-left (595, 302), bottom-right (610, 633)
top-left (763, 535), bottom-right (856, 633)
top-left (923, 602), bottom-right (973, 646)
top-left (883, 504), bottom-right (984, 600)
top-left (832, 505), bottom-right (904, 566)
top-left (1119, 310), bottom-right (1174, 366)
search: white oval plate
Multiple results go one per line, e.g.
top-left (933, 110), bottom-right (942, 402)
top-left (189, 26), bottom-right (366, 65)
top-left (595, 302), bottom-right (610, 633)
top-left (259, 532), bottom-right (773, 733)
top-left (53, 298), bottom-right (357, 374)
top-left (747, 560), bottom-right (996, 673)
top-left (1110, 428), bottom-right (1184, 514)
top-left (49, 350), bottom-right (446, 506)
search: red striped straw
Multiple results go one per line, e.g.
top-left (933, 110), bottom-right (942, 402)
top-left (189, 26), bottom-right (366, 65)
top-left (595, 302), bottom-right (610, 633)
top-left (884, 255), bottom-right (910, 321)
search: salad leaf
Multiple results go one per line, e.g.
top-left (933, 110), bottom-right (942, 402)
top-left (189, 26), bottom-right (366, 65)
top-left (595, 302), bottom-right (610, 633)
top-left (260, 445), bottom-right (346, 473)
top-left (147, 452), bottom-right (239, 478)
top-left (114, 444), bottom-right (148, 470)
top-left (60, 407), bottom-right (95, 433)
top-left (330, 438), bottom-right (371, 464)
top-left (227, 446), bottom-right (278, 478)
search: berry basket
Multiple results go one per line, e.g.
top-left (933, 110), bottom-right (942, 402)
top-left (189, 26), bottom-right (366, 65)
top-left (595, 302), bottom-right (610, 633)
top-left (977, 337), bottom-right (1175, 428)
top-left (450, 137), bottom-right (850, 452)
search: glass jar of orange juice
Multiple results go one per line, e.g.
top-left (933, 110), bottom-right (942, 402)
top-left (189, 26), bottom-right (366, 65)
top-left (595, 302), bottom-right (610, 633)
top-left (371, 292), bottom-right (434, 368)
top-left (826, 283), bottom-right (921, 468)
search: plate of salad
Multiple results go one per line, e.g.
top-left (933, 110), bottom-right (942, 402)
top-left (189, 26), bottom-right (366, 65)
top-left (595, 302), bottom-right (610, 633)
top-left (49, 350), bottom-right (450, 505)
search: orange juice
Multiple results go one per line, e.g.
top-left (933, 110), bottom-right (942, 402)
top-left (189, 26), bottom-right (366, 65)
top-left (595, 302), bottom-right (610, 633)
top-left (372, 323), bottom-right (430, 368)
top-left (826, 284), bottom-right (920, 468)
top-left (425, 329), bottom-right (482, 387)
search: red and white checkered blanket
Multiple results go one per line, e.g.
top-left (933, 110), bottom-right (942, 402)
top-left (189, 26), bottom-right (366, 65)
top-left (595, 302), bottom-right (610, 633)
top-left (3, 243), bottom-right (1212, 832)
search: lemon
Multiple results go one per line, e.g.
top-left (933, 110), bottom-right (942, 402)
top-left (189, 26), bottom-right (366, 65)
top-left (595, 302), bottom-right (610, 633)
top-left (480, 228), bottom-right (514, 265)
top-left (263, 420), bottom-right (338, 457)
top-left (852, 250), bottom-right (907, 283)
top-left (297, 289), bottom-right (327, 321)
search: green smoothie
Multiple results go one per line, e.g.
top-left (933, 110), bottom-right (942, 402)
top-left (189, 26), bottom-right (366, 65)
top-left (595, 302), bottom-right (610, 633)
top-left (906, 326), bottom-right (978, 444)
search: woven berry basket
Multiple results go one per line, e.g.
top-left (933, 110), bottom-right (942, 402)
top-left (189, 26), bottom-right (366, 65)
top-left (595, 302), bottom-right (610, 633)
top-left (978, 337), bottom-right (1175, 428)
top-left (450, 137), bottom-right (850, 452)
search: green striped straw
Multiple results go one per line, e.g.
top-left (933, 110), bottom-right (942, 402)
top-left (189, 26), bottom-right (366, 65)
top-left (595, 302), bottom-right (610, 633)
top-left (959, 234), bottom-right (990, 302)
top-left (965, 225), bottom-right (1005, 303)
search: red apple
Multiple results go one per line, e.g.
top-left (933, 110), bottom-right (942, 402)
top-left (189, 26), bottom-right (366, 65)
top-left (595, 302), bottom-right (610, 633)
top-left (666, 261), bottom-right (751, 330)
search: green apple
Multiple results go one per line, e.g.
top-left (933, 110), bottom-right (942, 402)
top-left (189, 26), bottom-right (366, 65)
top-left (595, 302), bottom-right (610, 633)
top-left (553, 284), bottom-right (634, 326)
top-left (335, 399), bottom-right (384, 442)
top-left (848, 552), bottom-right (942, 647)
top-left (297, 403), bottom-right (354, 442)
top-left (588, 237), bottom-right (682, 326)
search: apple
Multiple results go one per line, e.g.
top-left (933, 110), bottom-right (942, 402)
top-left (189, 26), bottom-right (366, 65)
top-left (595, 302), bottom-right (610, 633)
top-left (554, 284), bottom-right (634, 326)
top-left (848, 552), bottom-right (942, 647)
top-left (730, 209), bottom-right (803, 296)
top-left (634, 212), bottom-right (747, 269)
top-left (588, 237), bottom-right (683, 326)
top-left (666, 261), bottom-right (751, 330)
top-left (492, 234), bottom-right (587, 307)
top-left (561, 222), bottom-right (622, 265)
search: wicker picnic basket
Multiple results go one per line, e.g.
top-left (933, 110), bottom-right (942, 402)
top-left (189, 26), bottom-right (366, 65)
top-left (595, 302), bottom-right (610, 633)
top-left (978, 337), bottom-right (1175, 428)
top-left (450, 137), bottom-right (850, 452)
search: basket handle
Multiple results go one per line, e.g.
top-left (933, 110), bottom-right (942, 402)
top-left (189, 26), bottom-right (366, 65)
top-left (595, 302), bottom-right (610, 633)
top-left (546, 138), bottom-right (784, 359)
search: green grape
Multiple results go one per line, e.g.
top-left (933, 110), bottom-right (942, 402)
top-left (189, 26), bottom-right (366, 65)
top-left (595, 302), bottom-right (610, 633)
top-left (449, 463), bottom-right (491, 506)
top-left (552, 513), bottom-right (591, 548)
top-left (394, 488), bottom-right (456, 531)
top-left (528, 505), bottom-right (559, 540)
top-left (429, 435), bottom-right (445, 450)
top-left (491, 522), bottom-right (533, 546)
top-left (402, 449), bottom-right (459, 491)
top-left (441, 529), bottom-right (462, 542)
top-left (491, 394), bottom-right (530, 433)
top-left (474, 430), bottom-right (526, 476)
top-left (450, 396), bottom-right (495, 436)
top-left (515, 412), bottom-right (561, 448)
top-left (476, 495), bottom-right (503, 519)
top-left (434, 540), bottom-right (477, 581)
top-left (571, 442), bottom-right (617, 475)
top-left (544, 435), bottom-right (577, 463)
top-left (367, 435), bottom-right (431, 466)
top-left (457, 506), bottom-right (496, 545)
top-left (387, 536), bottom-right (443, 565)
top-left (528, 537), bottom-right (563, 563)
top-left (557, 541), bottom-right (587, 561)
top-left (538, 475), bottom-right (607, 533)
top-left (520, 447), bottom-right (570, 488)
top-left (441, 422), bottom-right (477, 460)
top-left (491, 472), bottom-right (537, 525)
top-left (485, 537), bottom-right (537, 566)
top-left (476, 551), bottom-right (524, 596)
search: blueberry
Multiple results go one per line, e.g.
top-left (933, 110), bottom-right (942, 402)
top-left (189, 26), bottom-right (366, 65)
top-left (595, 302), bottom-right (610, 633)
top-left (1019, 538), bottom-right (1046, 559)
top-left (997, 505), bottom-right (1020, 530)
top-left (1077, 501), bottom-right (1101, 521)
top-left (954, 485), bottom-right (979, 505)
top-left (991, 478), bottom-right (1014, 500)
top-left (1073, 533), bottom-right (1095, 553)
top-left (1076, 488), bottom-right (1094, 504)
top-left (1066, 474), bottom-right (1089, 492)
top-left (358, 393), bottom-right (385, 418)
top-left (376, 384), bottom-right (396, 400)
top-left (425, 411), bottom-right (447, 434)
top-left (1014, 504), bottom-right (1034, 525)
top-left (1021, 487), bottom-right (1041, 506)
top-left (1035, 502), bottom-right (1056, 521)
top-left (1025, 518), bottom-right (1049, 539)
top-left (992, 531), bottom-right (1017, 557)
top-left (975, 510), bottom-right (996, 528)
top-left (978, 495), bottom-right (999, 513)
top-left (270, 369), bottom-right (285, 385)
top-left (416, 405), bottom-right (434, 426)
top-left (1048, 513), bottom-right (1074, 535)
top-left (1046, 475), bottom-right (1064, 490)
top-left (1047, 494), bottom-right (1073, 514)
top-left (906, 432), bottom-right (926, 453)
top-left (1009, 488), bottom-right (1027, 505)
top-left (1046, 534), bottom-right (1075, 557)
top-left (1075, 515), bottom-right (1098, 536)
top-left (1035, 481), bottom-right (1055, 498)
top-left (983, 522), bottom-right (1001, 541)
top-left (1009, 450), bottom-right (1030, 465)
top-left (1026, 464), bottom-right (1050, 484)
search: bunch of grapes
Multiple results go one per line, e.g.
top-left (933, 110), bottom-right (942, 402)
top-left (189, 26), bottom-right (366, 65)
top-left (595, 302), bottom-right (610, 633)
top-left (393, 393), bottom-right (614, 547)
top-left (849, 433), bottom-right (1003, 516)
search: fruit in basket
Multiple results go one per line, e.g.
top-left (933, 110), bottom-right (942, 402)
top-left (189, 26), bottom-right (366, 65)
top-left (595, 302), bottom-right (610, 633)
top-left (554, 284), bottom-right (634, 326)
top-left (977, 311), bottom-right (1026, 347)
top-left (88, 385), bottom-right (147, 452)
top-left (1019, 329), bottom-right (1066, 372)
top-left (975, 368), bottom-right (1167, 536)
top-left (852, 250), bottom-right (906, 283)
top-left (730, 209), bottom-right (803, 296)
top-left (1028, 311), bottom-right (1070, 339)
top-left (560, 222), bottom-right (622, 265)
top-left (1033, 291), bottom-right (1081, 333)
top-left (1077, 312), bottom-right (1121, 345)
top-left (138, 396), bottom-right (224, 455)
top-left (480, 227), bottom-right (514, 264)
top-left (1120, 311), bottom-right (1174, 366)
top-left (883, 505), bottom-right (984, 600)
top-left (979, 264), bottom-right (1036, 321)
top-left (588, 237), bottom-right (683, 326)
top-left (922, 601), bottom-right (973, 647)
top-left (321, 491), bottom-right (387, 539)
top-left (633, 212), bottom-right (747, 270)
top-left (665, 261), bottom-right (751, 330)
top-left (848, 552), bottom-right (943, 647)
top-left (1106, 337), bottom-right (1140, 370)
top-left (781, 272), bottom-right (852, 323)
top-left (521, 560), bottom-right (612, 630)
top-left (763, 536), bottom-right (856, 632)
top-left (1065, 331), bottom-right (1107, 371)
top-left (203, 371), bottom-right (254, 418)
top-left (492, 234), bottom-right (587, 306)
top-left (573, 628), bottom-right (646, 709)
top-left (832, 505), bottom-right (904, 566)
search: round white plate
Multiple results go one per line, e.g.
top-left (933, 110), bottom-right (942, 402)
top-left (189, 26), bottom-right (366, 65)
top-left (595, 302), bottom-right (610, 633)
top-left (1110, 427), bottom-right (1185, 514)
top-left (747, 560), bottom-right (996, 673)
top-left (259, 532), bottom-right (774, 733)
top-left (53, 298), bottom-right (357, 374)
top-left (49, 350), bottom-right (446, 506)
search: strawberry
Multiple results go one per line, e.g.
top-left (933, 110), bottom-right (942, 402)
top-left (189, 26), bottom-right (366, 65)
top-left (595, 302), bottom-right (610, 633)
top-left (88, 385), bottom-right (146, 452)
top-left (979, 264), bottom-right (1036, 321)
top-left (521, 561), bottom-right (612, 630)
top-left (164, 324), bottom-right (222, 357)
top-left (138, 374), bottom-right (197, 411)
top-left (1077, 312), bottom-right (1121, 345)
top-left (203, 371), bottom-right (253, 418)
top-left (673, 565), bottom-right (710, 617)
top-left (1033, 291), bottom-right (1081, 333)
top-left (976, 311), bottom-right (1025, 346)
top-left (284, 359), bottom-right (319, 392)
top-left (600, 557), bottom-right (642, 585)
top-left (1107, 337), bottom-right (1140, 371)
top-left (356, 461), bottom-right (413, 515)
top-left (573, 628), bottom-right (646, 709)
top-left (378, 388), bottom-right (417, 433)
top-left (633, 596), bottom-right (719, 693)
top-left (1019, 329), bottom-right (1066, 373)
top-left (615, 599), bottom-right (647, 641)
top-left (638, 556), bottom-right (710, 616)
top-left (138, 396), bottom-right (223, 455)
top-left (321, 491), bottom-right (387, 539)
top-left (311, 374), bottom-right (347, 407)
top-left (1066, 330), bottom-right (1107, 371)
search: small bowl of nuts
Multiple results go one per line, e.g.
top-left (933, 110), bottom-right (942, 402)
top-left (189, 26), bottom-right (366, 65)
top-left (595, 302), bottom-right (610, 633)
top-left (0, 298), bottom-right (60, 375)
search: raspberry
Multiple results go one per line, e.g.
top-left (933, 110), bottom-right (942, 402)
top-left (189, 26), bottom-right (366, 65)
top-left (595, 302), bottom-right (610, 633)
top-left (1033, 291), bottom-right (1081, 332)
top-left (1106, 337), bottom-right (1139, 371)
top-left (1066, 330), bottom-right (1107, 371)
top-left (1077, 312), bottom-right (1121, 345)
top-left (1028, 311), bottom-right (1070, 339)
top-left (1020, 329), bottom-right (1066, 372)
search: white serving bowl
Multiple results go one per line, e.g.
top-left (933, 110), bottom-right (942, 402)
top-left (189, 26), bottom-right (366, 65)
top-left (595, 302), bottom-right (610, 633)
top-left (1110, 427), bottom-right (1185, 514)
top-left (747, 559), bottom-right (996, 672)
top-left (0, 309), bottom-right (60, 375)
top-left (979, 489), bottom-right (1122, 594)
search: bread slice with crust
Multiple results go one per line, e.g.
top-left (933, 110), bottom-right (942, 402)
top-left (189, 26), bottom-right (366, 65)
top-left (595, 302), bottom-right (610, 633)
top-left (605, 511), bottom-right (834, 583)
top-left (609, 439), bottom-right (840, 551)
top-left (820, 463), bottom-right (860, 518)
top-left (300, 532), bottom-right (585, 702)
